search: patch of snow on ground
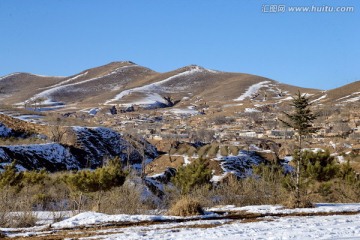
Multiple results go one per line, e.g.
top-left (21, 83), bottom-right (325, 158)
top-left (51, 212), bottom-right (182, 229)
top-left (183, 155), bottom-right (190, 165)
top-left (343, 96), bottom-right (360, 103)
top-left (207, 203), bottom-right (360, 214)
top-left (3, 204), bottom-right (360, 239)
top-left (81, 108), bottom-right (100, 115)
top-left (167, 108), bottom-right (199, 115)
top-left (13, 114), bottom-right (43, 123)
top-left (118, 93), bottom-right (167, 107)
top-left (283, 155), bottom-right (293, 162)
top-left (210, 172), bottom-right (228, 182)
top-left (223, 103), bottom-right (243, 108)
top-left (234, 81), bottom-right (271, 101)
top-left (100, 215), bottom-right (360, 239)
top-left (244, 108), bottom-right (260, 113)
top-left (337, 155), bottom-right (345, 163)
top-left (302, 148), bottom-right (325, 153)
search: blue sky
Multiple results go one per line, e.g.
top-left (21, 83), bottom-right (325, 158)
top-left (0, 0), bottom-right (359, 90)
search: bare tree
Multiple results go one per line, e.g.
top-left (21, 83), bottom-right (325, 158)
top-left (49, 118), bottom-right (68, 143)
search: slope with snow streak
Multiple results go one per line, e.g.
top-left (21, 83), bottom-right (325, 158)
top-left (38, 71), bottom-right (89, 90)
top-left (234, 81), bottom-right (271, 101)
top-left (0, 73), bottom-right (21, 81)
top-left (337, 92), bottom-right (360, 103)
top-left (310, 93), bottom-right (327, 103)
top-left (105, 66), bottom-right (204, 105)
top-left (26, 66), bottom-right (135, 104)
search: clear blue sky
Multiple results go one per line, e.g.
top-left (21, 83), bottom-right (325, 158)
top-left (1, 0), bottom-right (359, 90)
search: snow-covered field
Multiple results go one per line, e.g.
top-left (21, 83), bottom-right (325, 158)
top-left (2, 203), bottom-right (360, 239)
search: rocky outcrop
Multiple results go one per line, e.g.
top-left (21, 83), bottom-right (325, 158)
top-left (0, 126), bottom-right (158, 172)
top-left (0, 114), bottom-right (46, 135)
top-left (0, 143), bottom-right (77, 171)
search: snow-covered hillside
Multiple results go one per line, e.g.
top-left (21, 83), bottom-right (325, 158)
top-left (105, 65), bottom-right (206, 106)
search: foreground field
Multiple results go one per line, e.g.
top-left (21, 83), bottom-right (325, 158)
top-left (2, 203), bottom-right (360, 239)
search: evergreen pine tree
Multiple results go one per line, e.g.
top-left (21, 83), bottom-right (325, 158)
top-left (280, 91), bottom-right (317, 207)
top-left (171, 158), bottom-right (212, 194)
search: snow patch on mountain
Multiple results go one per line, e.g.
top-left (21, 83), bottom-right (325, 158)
top-left (28, 73), bottom-right (65, 78)
top-left (23, 65), bottom-right (139, 106)
top-left (336, 92), bottom-right (360, 102)
top-left (117, 93), bottom-right (168, 107)
top-left (105, 66), bottom-right (204, 105)
top-left (342, 95), bottom-right (360, 103)
top-left (234, 81), bottom-right (271, 101)
top-left (166, 108), bottom-right (199, 115)
top-left (39, 71), bottom-right (89, 90)
top-left (244, 108), bottom-right (260, 113)
top-left (0, 73), bottom-right (21, 81)
top-left (310, 94), bottom-right (327, 103)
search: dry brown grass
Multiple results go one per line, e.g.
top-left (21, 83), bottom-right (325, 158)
top-left (100, 184), bottom-right (148, 215)
top-left (168, 196), bottom-right (204, 217)
top-left (283, 194), bottom-right (314, 209)
top-left (220, 145), bottom-right (229, 156)
top-left (0, 137), bottom-right (50, 146)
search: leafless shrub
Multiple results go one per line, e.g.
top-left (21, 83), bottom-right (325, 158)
top-left (6, 211), bottom-right (38, 228)
top-left (212, 115), bottom-right (235, 125)
top-left (100, 185), bottom-right (146, 215)
top-left (0, 188), bottom-right (38, 228)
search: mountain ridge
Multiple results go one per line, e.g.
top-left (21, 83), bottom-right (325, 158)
top-left (0, 61), bottom-right (358, 113)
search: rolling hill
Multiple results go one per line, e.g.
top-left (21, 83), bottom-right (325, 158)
top-left (0, 61), bottom-right (357, 113)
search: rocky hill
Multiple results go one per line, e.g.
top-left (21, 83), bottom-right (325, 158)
top-left (0, 116), bottom-right (158, 172)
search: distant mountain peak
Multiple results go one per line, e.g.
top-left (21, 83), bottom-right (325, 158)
top-left (181, 64), bottom-right (219, 73)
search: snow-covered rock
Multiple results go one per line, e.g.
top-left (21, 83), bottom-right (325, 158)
top-left (0, 127), bottom-right (158, 172)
